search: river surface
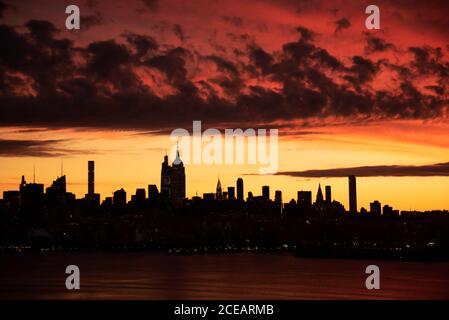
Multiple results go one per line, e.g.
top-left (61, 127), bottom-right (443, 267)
top-left (0, 252), bottom-right (448, 299)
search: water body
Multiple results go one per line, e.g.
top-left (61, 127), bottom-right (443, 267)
top-left (0, 252), bottom-right (448, 299)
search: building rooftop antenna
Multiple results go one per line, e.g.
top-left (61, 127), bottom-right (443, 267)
top-left (33, 163), bottom-right (35, 183)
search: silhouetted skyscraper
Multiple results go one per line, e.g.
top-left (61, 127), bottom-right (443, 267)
top-left (161, 154), bottom-right (171, 198)
top-left (203, 193), bottom-right (215, 201)
top-left (325, 185), bottom-right (331, 203)
top-left (236, 178), bottom-right (244, 202)
top-left (275, 190), bottom-right (282, 204)
top-left (132, 188), bottom-right (146, 206)
top-left (88, 160), bottom-right (94, 196)
top-left (46, 175), bottom-right (67, 206)
top-left (297, 191), bottom-right (312, 206)
top-left (216, 178), bottom-right (222, 201)
top-left (262, 185), bottom-right (270, 201)
top-left (19, 176), bottom-right (45, 225)
top-left (315, 184), bottom-right (324, 204)
top-left (349, 175), bottom-right (357, 213)
top-left (113, 188), bottom-right (126, 206)
top-left (85, 161), bottom-right (100, 205)
top-left (227, 187), bottom-right (235, 200)
top-left (20, 175), bottom-right (26, 192)
top-left (148, 184), bottom-right (159, 203)
top-left (370, 200), bottom-right (381, 215)
top-left (160, 146), bottom-right (186, 206)
top-left (170, 147), bottom-right (186, 206)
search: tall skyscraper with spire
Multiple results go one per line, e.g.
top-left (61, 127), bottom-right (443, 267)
top-left (216, 177), bottom-right (223, 201)
top-left (171, 146), bottom-right (186, 206)
top-left (160, 145), bottom-right (186, 206)
top-left (315, 184), bottom-right (324, 204)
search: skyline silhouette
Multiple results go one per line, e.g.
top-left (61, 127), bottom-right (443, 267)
top-left (2, 150), bottom-right (448, 215)
top-left (1, 150), bottom-right (449, 262)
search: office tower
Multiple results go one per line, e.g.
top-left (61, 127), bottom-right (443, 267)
top-left (370, 200), bottom-right (381, 215)
top-left (132, 188), bottom-right (146, 205)
top-left (18, 176), bottom-right (45, 225)
top-left (46, 175), bottom-right (67, 206)
top-left (275, 190), bottom-right (283, 214)
top-left (383, 204), bottom-right (393, 216)
top-left (348, 175), bottom-right (357, 213)
top-left (3, 191), bottom-right (20, 208)
top-left (325, 185), bottom-right (332, 203)
top-left (88, 160), bottom-right (94, 196)
top-left (227, 187), bottom-right (235, 200)
top-left (20, 180), bottom-right (44, 207)
top-left (297, 191), bottom-right (312, 206)
top-left (170, 147), bottom-right (186, 206)
top-left (216, 178), bottom-right (223, 200)
top-left (161, 154), bottom-right (171, 198)
top-left (20, 175), bottom-right (26, 191)
top-left (275, 190), bottom-right (282, 204)
top-left (102, 197), bottom-right (113, 206)
top-left (262, 185), bottom-right (270, 201)
top-left (48, 175), bottom-right (66, 193)
top-left (148, 184), bottom-right (159, 203)
top-left (85, 161), bottom-right (100, 205)
top-left (113, 188), bottom-right (127, 206)
top-left (160, 146), bottom-right (186, 206)
top-left (247, 191), bottom-right (254, 202)
top-left (236, 178), bottom-right (244, 202)
top-left (315, 184), bottom-right (324, 203)
top-left (203, 193), bottom-right (215, 201)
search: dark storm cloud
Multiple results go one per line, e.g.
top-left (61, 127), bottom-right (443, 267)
top-left (296, 26), bottom-right (314, 43)
top-left (0, 0), bottom-right (15, 19)
top-left (26, 20), bottom-right (58, 43)
top-left (0, 20), bottom-right (447, 131)
top-left (334, 17), bottom-right (351, 33)
top-left (124, 32), bottom-right (158, 57)
top-left (276, 162), bottom-right (449, 177)
top-left (80, 13), bottom-right (103, 30)
top-left (222, 16), bottom-right (243, 27)
top-left (248, 45), bottom-right (274, 74)
top-left (0, 1), bottom-right (7, 18)
top-left (86, 40), bottom-right (132, 74)
top-left (206, 55), bottom-right (239, 76)
top-left (364, 33), bottom-right (395, 54)
top-left (344, 56), bottom-right (380, 91)
top-left (408, 46), bottom-right (449, 78)
top-left (145, 47), bottom-right (191, 83)
top-left (140, 0), bottom-right (159, 12)
top-left (0, 139), bottom-right (83, 157)
top-left (312, 48), bottom-right (342, 70)
top-left (173, 24), bottom-right (185, 42)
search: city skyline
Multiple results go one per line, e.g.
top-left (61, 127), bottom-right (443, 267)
top-left (2, 151), bottom-right (446, 214)
top-left (1, 0), bottom-right (449, 211)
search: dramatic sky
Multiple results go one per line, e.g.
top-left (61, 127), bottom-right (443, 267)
top-left (0, 0), bottom-right (448, 210)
